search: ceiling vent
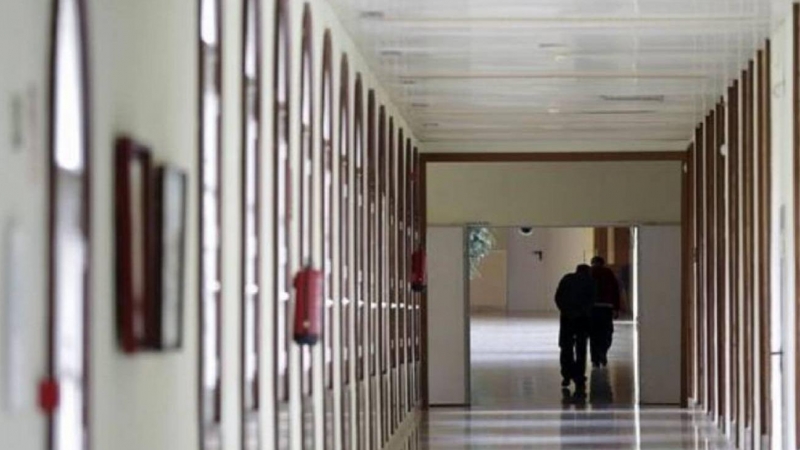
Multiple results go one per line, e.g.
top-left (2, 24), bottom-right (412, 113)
top-left (600, 94), bottom-right (665, 102)
top-left (538, 43), bottom-right (567, 49)
top-left (580, 110), bottom-right (657, 115)
top-left (380, 50), bottom-right (403, 57)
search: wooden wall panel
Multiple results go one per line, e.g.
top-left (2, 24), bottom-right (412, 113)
top-left (686, 38), bottom-right (772, 447)
top-left (729, 80), bottom-right (741, 444)
top-left (757, 46), bottom-right (772, 440)
top-left (703, 111), bottom-right (719, 416)
top-left (715, 100), bottom-right (727, 424)
top-left (695, 123), bottom-right (707, 408)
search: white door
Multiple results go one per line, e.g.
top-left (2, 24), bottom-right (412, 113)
top-left (637, 225), bottom-right (682, 405)
top-left (427, 227), bottom-right (469, 405)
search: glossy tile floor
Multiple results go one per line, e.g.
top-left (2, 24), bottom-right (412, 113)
top-left (470, 314), bottom-right (635, 409)
top-left (392, 314), bottom-right (733, 449)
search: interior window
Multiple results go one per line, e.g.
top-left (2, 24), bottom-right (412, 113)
top-left (337, 60), bottom-right (352, 449)
top-left (321, 31), bottom-right (333, 391)
top-left (369, 94), bottom-right (382, 445)
top-left (242, 0), bottom-right (261, 447)
top-left (337, 62), bottom-right (350, 384)
top-left (320, 31), bottom-right (334, 450)
top-left (273, 0), bottom-right (290, 406)
top-left (354, 99), bottom-right (366, 386)
top-left (397, 128), bottom-right (406, 416)
top-left (355, 86), bottom-right (369, 450)
top-left (387, 116), bottom-right (396, 431)
top-left (378, 106), bottom-right (397, 437)
top-left (368, 108), bottom-right (378, 389)
top-left (273, 1), bottom-right (291, 447)
top-left (342, 73), bottom-right (363, 450)
top-left (405, 138), bottom-right (414, 406)
top-left (413, 146), bottom-right (421, 367)
top-left (377, 106), bottom-right (386, 388)
top-left (374, 99), bottom-right (389, 443)
top-left (199, 0), bottom-right (223, 445)
top-left (299, 1), bottom-right (314, 400)
top-left (50, 0), bottom-right (90, 449)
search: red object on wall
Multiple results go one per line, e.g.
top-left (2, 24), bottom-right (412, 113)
top-left (38, 378), bottom-right (60, 414)
top-left (411, 249), bottom-right (427, 292)
top-left (293, 267), bottom-right (324, 345)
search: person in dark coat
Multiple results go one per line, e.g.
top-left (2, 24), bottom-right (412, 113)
top-left (555, 264), bottom-right (597, 390)
top-left (589, 256), bottom-right (621, 367)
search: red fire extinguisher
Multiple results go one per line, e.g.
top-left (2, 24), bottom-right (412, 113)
top-left (293, 266), bottom-right (324, 345)
top-left (411, 249), bottom-right (427, 293)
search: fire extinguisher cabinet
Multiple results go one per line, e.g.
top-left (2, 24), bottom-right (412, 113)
top-left (411, 249), bottom-right (427, 293)
top-left (293, 267), bottom-right (324, 345)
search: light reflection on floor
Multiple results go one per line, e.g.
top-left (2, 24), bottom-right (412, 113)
top-left (390, 314), bottom-right (733, 449)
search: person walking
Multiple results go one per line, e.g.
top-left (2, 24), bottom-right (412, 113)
top-left (555, 264), bottom-right (597, 392)
top-left (589, 256), bottom-right (621, 367)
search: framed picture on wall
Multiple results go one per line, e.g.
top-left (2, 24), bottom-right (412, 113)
top-left (153, 165), bottom-right (188, 350)
top-left (115, 137), bottom-right (153, 353)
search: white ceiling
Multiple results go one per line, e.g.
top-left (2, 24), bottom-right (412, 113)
top-left (329, 0), bottom-right (779, 150)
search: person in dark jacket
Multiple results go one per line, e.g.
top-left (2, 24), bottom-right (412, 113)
top-left (555, 264), bottom-right (597, 390)
top-left (589, 256), bottom-right (621, 367)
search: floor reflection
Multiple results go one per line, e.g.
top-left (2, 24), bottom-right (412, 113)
top-left (468, 314), bottom-right (635, 409)
top-left (389, 314), bottom-right (733, 449)
top-left (589, 367), bottom-right (614, 406)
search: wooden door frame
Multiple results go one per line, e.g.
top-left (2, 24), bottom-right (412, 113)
top-left (417, 151), bottom-right (689, 407)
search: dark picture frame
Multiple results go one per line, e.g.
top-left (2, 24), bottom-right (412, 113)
top-left (114, 136), bottom-right (154, 353)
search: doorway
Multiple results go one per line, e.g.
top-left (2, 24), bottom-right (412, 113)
top-left (425, 224), bottom-right (684, 409)
top-left (467, 226), bottom-right (635, 409)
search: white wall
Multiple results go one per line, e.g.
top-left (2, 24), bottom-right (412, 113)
top-left (89, 1), bottom-right (206, 448)
top-left (469, 250), bottom-right (508, 312)
top-left (426, 161), bottom-right (683, 227)
top-left (506, 228), bottom-right (594, 314)
top-left (0, 1), bottom-right (50, 448)
top-left (769, 7), bottom-right (796, 448)
top-left (637, 226), bottom-right (682, 405)
top-left (427, 227), bottom-right (469, 406)
top-left (0, 0), bottom-right (421, 449)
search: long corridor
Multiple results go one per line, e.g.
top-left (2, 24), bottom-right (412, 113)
top-left (396, 315), bottom-right (733, 449)
top-left (4, 1), bottom-right (799, 449)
